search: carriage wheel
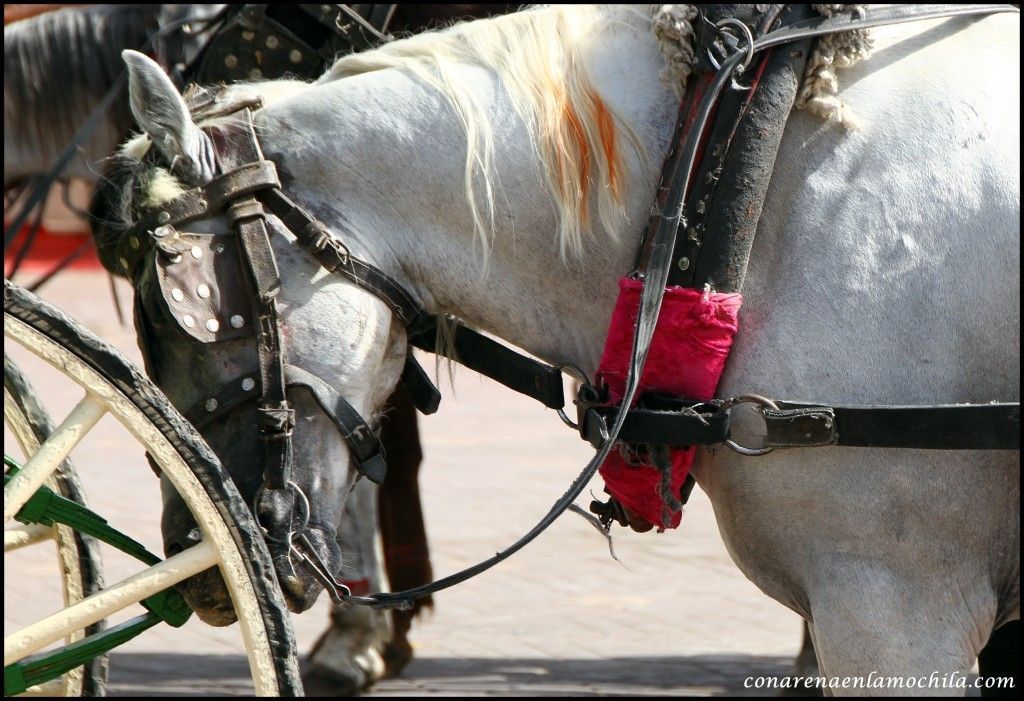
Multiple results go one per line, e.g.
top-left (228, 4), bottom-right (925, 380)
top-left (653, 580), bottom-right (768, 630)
top-left (3, 281), bottom-right (302, 696)
top-left (4, 356), bottom-right (107, 696)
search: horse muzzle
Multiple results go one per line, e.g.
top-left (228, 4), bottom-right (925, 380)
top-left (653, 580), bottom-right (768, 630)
top-left (164, 491), bottom-right (343, 624)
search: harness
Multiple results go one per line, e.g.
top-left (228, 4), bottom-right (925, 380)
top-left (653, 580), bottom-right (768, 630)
top-left (183, 4), bottom-right (396, 85)
top-left (117, 3), bottom-right (1020, 609)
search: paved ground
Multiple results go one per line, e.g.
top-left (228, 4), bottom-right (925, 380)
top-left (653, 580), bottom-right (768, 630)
top-left (7, 270), bottom-right (807, 696)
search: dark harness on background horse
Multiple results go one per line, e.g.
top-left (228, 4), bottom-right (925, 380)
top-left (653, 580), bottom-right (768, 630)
top-left (182, 4), bottom-right (396, 85)
top-left (116, 3), bottom-right (1020, 608)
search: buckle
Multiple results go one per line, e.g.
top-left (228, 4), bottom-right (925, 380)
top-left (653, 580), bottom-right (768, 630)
top-left (312, 228), bottom-right (350, 268)
top-left (720, 394), bottom-right (779, 455)
top-left (257, 402), bottom-right (295, 439)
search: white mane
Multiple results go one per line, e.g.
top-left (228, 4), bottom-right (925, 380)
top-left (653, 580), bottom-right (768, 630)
top-left (119, 4), bottom-right (871, 257)
top-left (318, 4), bottom-right (653, 260)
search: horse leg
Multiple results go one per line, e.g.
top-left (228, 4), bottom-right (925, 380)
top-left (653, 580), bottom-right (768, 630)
top-left (807, 583), bottom-right (988, 697)
top-left (784, 618), bottom-right (1019, 697)
top-left (782, 620), bottom-right (823, 697)
top-left (378, 383), bottom-right (433, 677)
top-left (305, 477), bottom-right (389, 696)
top-left (978, 620), bottom-right (1020, 697)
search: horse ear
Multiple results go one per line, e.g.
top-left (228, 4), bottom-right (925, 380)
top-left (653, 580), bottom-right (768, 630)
top-left (122, 50), bottom-right (215, 183)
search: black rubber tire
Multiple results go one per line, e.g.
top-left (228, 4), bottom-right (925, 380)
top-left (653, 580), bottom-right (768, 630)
top-left (4, 280), bottom-right (303, 696)
top-left (4, 354), bottom-right (110, 696)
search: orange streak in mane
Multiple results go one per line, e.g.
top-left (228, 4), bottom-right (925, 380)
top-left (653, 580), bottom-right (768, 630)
top-left (592, 91), bottom-right (622, 204)
top-left (563, 93), bottom-right (591, 224)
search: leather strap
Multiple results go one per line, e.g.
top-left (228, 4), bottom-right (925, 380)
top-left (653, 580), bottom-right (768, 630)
top-left (283, 365), bottom-right (387, 484)
top-left (755, 4), bottom-right (1017, 53)
top-left (118, 159), bottom-right (282, 278)
top-left (767, 402), bottom-right (1021, 450)
top-left (400, 355), bottom-right (441, 415)
top-left (408, 322), bottom-right (565, 410)
top-left (579, 399), bottom-right (731, 449)
top-left (577, 398), bottom-right (1020, 452)
top-left (259, 187), bottom-right (427, 328)
top-left (260, 187), bottom-right (568, 413)
top-left (183, 365), bottom-right (388, 484)
top-left (212, 111), bottom-right (299, 586)
top-left (674, 4), bottom-right (815, 291)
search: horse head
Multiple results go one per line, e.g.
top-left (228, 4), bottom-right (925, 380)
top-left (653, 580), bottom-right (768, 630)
top-left (92, 50), bottom-right (407, 623)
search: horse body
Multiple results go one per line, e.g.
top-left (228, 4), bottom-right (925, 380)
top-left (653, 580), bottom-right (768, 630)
top-left (108, 5), bottom-right (1018, 693)
top-left (698, 15), bottom-right (1020, 684)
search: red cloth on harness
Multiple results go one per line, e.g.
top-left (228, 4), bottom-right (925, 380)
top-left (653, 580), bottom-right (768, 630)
top-left (596, 277), bottom-right (742, 529)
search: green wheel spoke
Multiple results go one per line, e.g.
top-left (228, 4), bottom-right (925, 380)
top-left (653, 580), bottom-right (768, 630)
top-left (4, 614), bottom-right (161, 696)
top-left (6, 457), bottom-right (161, 565)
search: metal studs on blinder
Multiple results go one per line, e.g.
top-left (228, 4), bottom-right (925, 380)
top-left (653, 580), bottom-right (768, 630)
top-left (196, 284), bottom-right (210, 299)
top-left (230, 315), bottom-right (245, 329)
top-left (206, 319), bottom-right (220, 333)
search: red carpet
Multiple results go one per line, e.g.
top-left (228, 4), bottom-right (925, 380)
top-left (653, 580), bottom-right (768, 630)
top-left (4, 224), bottom-right (102, 276)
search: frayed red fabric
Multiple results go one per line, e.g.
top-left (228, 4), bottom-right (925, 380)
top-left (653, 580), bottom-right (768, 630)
top-left (596, 277), bottom-right (741, 529)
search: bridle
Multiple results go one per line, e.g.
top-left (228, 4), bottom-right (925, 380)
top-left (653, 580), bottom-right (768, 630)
top-left (116, 3), bottom-right (1020, 609)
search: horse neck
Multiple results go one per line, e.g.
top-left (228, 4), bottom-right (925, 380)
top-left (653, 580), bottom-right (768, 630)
top-left (263, 13), bottom-right (679, 374)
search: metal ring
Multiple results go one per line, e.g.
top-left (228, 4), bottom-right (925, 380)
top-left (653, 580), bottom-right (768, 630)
top-left (252, 480), bottom-right (311, 542)
top-left (555, 363), bottom-right (593, 430)
top-left (720, 394), bottom-right (779, 456)
top-left (706, 18), bottom-right (755, 74)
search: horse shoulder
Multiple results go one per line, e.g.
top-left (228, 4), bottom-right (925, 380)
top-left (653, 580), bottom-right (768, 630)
top-left (694, 14), bottom-right (1020, 637)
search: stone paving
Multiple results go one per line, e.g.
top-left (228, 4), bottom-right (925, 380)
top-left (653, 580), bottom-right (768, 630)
top-left (6, 270), bottom-right (806, 696)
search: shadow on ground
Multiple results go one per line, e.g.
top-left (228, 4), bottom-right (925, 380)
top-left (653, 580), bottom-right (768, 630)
top-left (108, 652), bottom-right (796, 696)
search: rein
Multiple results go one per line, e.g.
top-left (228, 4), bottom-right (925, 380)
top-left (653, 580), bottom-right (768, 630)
top-left (122, 3), bottom-right (1020, 609)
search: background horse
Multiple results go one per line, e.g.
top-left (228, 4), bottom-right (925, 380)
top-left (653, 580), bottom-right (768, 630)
top-left (93, 4), bottom-right (1018, 695)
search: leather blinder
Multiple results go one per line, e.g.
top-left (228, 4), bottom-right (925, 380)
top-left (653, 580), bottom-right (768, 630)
top-left (153, 232), bottom-right (256, 343)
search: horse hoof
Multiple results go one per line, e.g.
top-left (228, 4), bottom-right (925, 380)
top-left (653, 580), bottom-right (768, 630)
top-left (306, 618), bottom-right (388, 695)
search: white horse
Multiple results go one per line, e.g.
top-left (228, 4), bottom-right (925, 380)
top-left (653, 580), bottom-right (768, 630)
top-left (102, 4), bottom-right (1018, 694)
